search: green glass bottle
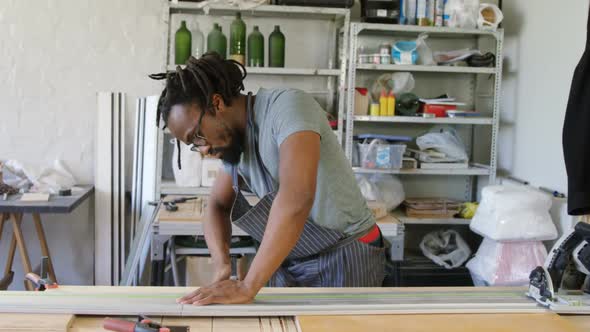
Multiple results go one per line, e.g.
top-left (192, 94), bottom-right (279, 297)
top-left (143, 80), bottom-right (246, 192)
top-left (247, 26), bottom-right (264, 67)
top-left (207, 23), bottom-right (227, 59)
top-left (269, 25), bottom-right (285, 68)
top-left (229, 12), bottom-right (246, 65)
top-left (175, 20), bottom-right (192, 65)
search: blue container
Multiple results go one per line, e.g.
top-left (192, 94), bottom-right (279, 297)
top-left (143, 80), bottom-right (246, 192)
top-left (392, 41), bottom-right (418, 65)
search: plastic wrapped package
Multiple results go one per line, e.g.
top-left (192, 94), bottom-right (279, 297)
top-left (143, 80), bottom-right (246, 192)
top-left (356, 173), bottom-right (405, 211)
top-left (466, 238), bottom-right (548, 286)
top-left (1, 159), bottom-right (76, 194)
top-left (419, 230), bottom-right (471, 269)
top-left (470, 185), bottom-right (558, 242)
top-left (416, 126), bottom-right (468, 162)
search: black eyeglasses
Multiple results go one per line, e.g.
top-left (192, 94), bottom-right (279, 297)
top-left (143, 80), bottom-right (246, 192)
top-left (189, 110), bottom-right (208, 152)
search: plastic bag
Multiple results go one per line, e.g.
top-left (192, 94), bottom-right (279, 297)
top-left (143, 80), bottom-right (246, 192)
top-left (470, 185), bottom-right (558, 242)
top-left (416, 126), bottom-right (468, 162)
top-left (357, 173), bottom-right (405, 212)
top-left (2, 159), bottom-right (76, 194)
top-left (171, 138), bottom-right (203, 187)
top-left (371, 73), bottom-right (415, 100)
top-left (433, 49), bottom-right (481, 65)
top-left (420, 229), bottom-right (471, 269)
top-left (466, 238), bottom-right (547, 286)
top-left (445, 0), bottom-right (479, 29)
top-left (1, 160), bottom-right (30, 189)
top-left (416, 33), bottom-right (435, 66)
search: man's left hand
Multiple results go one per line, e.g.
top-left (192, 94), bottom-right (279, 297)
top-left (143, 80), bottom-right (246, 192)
top-left (177, 280), bottom-right (258, 306)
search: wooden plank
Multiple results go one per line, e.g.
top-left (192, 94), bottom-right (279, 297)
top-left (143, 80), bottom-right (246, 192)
top-left (161, 317), bottom-right (212, 331)
top-left (297, 313), bottom-right (584, 332)
top-left (32, 213), bottom-right (57, 283)
top-left (0, 286), bottom-right (547, 317)
top-left (157, 197), bottom-right (205, 222)
top-left (0, 313), bottom-right (73, 332)
top-left (562, 315), bottom-right (590, 331)
top-left (213, 317), bottom-right (265, 332)
top-left (11, 213), bottom-right (33, 290)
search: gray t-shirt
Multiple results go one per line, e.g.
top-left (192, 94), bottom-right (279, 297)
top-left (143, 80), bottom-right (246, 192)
top-left (224, 88), bottom-right (375, 236)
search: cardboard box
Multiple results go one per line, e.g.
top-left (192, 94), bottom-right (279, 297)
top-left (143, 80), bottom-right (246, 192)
top-left (354, 88), bottom-right (370, 115)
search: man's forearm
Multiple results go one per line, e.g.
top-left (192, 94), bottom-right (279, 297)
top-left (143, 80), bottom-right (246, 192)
top-left (203, 198), bottom-right (233, 266)
top-left (243, 191), bottom-right (311, 290)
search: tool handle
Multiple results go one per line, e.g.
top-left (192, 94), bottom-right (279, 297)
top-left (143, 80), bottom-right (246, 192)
top-left (103, 317), bottom-right (136, 332)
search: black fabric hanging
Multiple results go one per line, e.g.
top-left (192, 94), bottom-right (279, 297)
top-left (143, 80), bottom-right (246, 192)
top-left (563, 4), bottom-right (590, 215)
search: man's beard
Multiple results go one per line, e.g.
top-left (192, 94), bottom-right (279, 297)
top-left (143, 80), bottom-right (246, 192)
top-left (211, 129), bottom-right (244, 165)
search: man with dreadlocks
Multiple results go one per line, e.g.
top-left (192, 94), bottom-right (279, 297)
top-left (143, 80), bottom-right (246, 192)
top-left (151, 53), bottom-right (385, 306)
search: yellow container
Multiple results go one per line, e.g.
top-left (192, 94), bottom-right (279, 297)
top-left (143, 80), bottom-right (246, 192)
top-left (379, 90), bottom-right (388, 116)
top-left (370, 103), bottom-right (380, 116)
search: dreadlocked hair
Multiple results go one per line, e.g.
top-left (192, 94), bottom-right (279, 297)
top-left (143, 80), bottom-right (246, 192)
top-left (149, 52), bottom-right (247, 130)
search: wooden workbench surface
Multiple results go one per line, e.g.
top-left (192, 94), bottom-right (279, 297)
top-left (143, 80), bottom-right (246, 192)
top-left (0, 313), bottom-right (588, 332)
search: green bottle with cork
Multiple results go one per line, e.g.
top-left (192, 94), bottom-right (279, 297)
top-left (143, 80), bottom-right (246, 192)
top-left (175, 20), bottom-right (192, 65)
top-left (247, 26), bottom-right (264, 67)
top-left (269, 25), bottom-right (285, 68)
top-left (229, 12), bottom-right (246, 65)
top-left (207, 23), bottom-right (227, 59)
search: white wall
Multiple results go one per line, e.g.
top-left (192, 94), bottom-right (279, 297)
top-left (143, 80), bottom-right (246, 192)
top-left (0, 0), bottom-right (166, 289)
top-left (499, 0), bottom-right (588, 195)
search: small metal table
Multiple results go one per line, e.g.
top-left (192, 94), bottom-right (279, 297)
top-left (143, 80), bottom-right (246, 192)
top-left (0, 185), bottom-right (94, 290)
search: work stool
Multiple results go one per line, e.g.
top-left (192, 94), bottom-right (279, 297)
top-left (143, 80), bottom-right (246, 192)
top-left (168, 235), bottom-right (257, 286)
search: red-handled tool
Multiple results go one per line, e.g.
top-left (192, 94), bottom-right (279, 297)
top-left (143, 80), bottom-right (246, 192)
top-left (25, 256), bottom-right (58, 291)
top-left (103, 315), bottom-right (189, 332)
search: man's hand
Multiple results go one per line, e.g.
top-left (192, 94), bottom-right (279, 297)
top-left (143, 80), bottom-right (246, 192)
top-left (176, 280), bottom-right (257, 305)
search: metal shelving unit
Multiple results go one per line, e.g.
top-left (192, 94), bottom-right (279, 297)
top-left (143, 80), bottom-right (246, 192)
top-left (345, 22), bottom-right (504, 204)
top-left (157, 2), bottom-right (350, 197)
top-left (392, 210), bottom-right (471, 225)
top-left (357, 63), bottom-right (496, 74)
top-left (166, 65), bottom-right (341, 76)
top-left (354, 115), bottom-right (493, 125)
top-left (353, 164), bottom-right (490, 176)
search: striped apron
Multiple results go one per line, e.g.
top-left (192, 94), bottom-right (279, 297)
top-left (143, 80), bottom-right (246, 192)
top-left (229, 93), bottom-right (386, 287)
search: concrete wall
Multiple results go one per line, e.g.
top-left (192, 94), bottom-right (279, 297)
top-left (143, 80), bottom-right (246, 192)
top-left (0, 0), bottom-right (166, 289)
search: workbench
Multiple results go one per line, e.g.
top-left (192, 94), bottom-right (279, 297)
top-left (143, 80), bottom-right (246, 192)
top-left (0, 286), bottom-right (589, 331)
top-left (150, 197), bottom-right (404, 286)
top-left (0, 186), bottom-right (94, 290)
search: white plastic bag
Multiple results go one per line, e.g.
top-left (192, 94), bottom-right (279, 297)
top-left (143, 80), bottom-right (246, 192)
top-left (371, 73), bottom-right (415, 100)
top-left (445, 0), bottom-right (479, 29)
top-left (470, 185), bottom-right (558, 242)
top-left (466, 238), bottom-right (547, 286)
top-left (356, 174), bottom-right (405, 211)
top-left (2, 159), bottom-right (76, 194)
top-left (1, 160), bottom-right (30, 189)
top-left (416, 33), bottom-right (435, 66)
top-left (420, 229), bottom-right (471, 269)
top-left (171, 138), bottom-right (203, 187)
top-left (416, 126), bottom-right (468, 162)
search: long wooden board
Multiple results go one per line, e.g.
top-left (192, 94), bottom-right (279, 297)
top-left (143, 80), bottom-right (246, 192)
top-left (0, 286), bottom-right (547, 317)
top-left (0, 313), bottom-right (74, 332)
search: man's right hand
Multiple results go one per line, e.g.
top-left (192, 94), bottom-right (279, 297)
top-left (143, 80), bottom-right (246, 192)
top-left (212, 262), bottom-right (232, 283)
